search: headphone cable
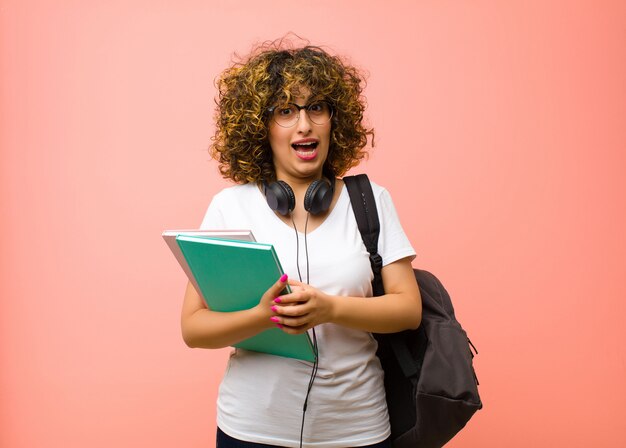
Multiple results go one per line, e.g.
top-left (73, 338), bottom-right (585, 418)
top-left (292, 213), bottom-right (319, 448)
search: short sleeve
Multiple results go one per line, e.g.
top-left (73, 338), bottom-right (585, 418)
top-left (199, 192), bottom-right (226, 230)
top-left (377, 188), bottom-right (416, 266)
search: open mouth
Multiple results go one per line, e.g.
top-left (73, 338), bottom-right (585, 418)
top-left (291, 141), bottom-right (319, 151)
top-left (291, 140), bottom-right (319, 159)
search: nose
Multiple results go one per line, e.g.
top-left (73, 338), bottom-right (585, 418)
top-left (296, 108), bottom-right (313, 134)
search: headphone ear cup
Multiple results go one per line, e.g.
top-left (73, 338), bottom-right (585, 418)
top-left (304, 179), bottom-right (333, 215)
top-left (265, 180), bottom-right (296, 216)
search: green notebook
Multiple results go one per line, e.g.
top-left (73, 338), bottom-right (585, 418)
top-left (176, 235), bottom-right (316, 362)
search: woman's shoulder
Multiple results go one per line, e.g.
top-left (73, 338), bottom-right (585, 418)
top-left (367, 179), bottom-right (386, 194)
top-left (348, 176), bottom-right (390, 202)
top-left (212, 182), bottom-right (259, 201)
top-left (205, 183), bottom-right (261, 215)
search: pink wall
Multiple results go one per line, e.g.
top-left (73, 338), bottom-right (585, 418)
top-left (1, 1), bottom-right (625, 446)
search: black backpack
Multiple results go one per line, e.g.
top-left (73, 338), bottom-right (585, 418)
top-left (344, 174), bottom-right (482, 448)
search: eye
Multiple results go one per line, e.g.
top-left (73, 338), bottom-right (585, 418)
top-left (308, 102), bottom-right (324, 113)
top-left (277, 107), bottom-right (294, 116)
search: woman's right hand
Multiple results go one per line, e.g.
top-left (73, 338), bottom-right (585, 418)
top-left (181, 273), bottom-right (289, 349)
top-left (254, 274), bottom-right (289, 329)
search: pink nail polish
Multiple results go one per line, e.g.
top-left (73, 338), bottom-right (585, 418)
top-left (271, 305), bottom-right (278, 312)
top-left (270, 316), bottom-right (279, 323)
top-left (274, 297), bottom-right (282, 303)
top-left (276, 323), bottom-right (283, 329)
top-left (280, 274), bottom-right (288, 283)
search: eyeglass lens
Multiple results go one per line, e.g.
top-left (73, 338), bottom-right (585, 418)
top-left (272, 101), bottom-right (332, 127)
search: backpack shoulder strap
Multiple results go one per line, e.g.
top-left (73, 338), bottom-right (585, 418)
top-left (345, 174), bottom-right (422, 379)
top-left (344, 174), bottom-right (384, 297)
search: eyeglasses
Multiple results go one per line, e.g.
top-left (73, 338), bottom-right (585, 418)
top-left (268, 100), bottom-right (333, 128)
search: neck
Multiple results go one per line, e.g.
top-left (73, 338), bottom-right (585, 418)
top-left (275, 170), bottom-right (324, 192)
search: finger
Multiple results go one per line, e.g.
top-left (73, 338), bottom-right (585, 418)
top-left (280, 324), bottom-right (310, 335)
top-left (269, 312), bottom-right (310, 327)
top-left (287, 279), bottom-right (306, 288)
top-left (273, 303), bottom-right (308, 317)
top-left (267, 274), bottom-right (289, 297)
top-left (280, 314), bottom-right (311, 328)
top-left (273, 290), bottom-right (310, 305)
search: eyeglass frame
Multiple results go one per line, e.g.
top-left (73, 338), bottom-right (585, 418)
top-left (267, 100), bottom-right (334, 128)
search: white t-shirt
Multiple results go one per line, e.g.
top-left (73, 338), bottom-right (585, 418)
top-left (200, 180), bottom-right (416, 448)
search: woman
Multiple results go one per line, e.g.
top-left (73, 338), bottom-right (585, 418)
top-left (181, 39), bottom-right (421, 448)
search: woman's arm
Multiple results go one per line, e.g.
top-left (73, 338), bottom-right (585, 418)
top-left (181, 275), bottom-right (289, 348)
top-left (271, 257), bottom-right (421, 334)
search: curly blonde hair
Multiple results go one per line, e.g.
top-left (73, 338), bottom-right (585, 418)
top-left (210, 38), bottom-right (374, 183)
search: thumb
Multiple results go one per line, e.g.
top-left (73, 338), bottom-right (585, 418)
top-left (263, 274), bottom-right (289, 303)
top-left (272, 273), bottom-right (289, 294)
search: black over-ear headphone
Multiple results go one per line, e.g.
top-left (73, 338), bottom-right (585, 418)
top-left (263, 176), bottom-right (335, 216)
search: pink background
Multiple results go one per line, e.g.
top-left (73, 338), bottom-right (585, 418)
top-left (1, 1), bottom-right (625, 447)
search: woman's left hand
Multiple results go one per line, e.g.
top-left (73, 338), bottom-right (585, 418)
top-left (269, 280), bottom-right (335, 334)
